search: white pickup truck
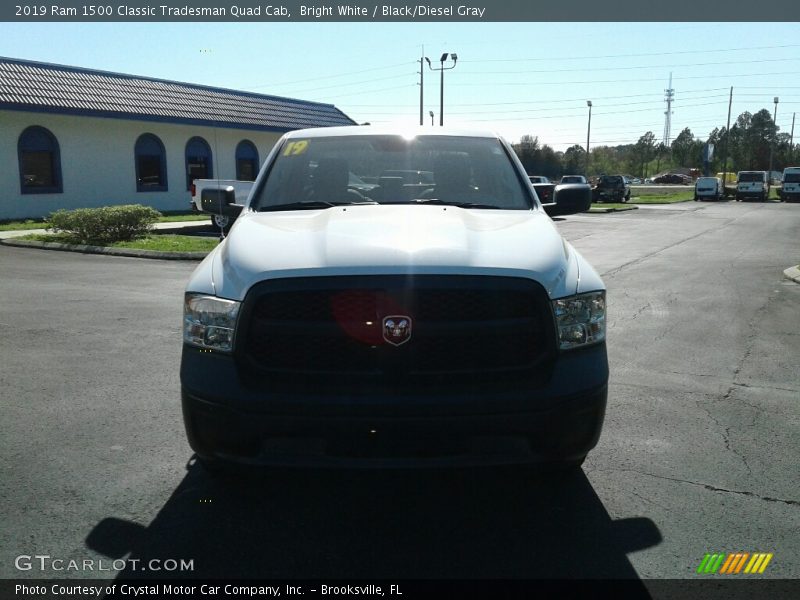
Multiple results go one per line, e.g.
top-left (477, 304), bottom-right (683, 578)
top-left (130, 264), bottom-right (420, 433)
top-left (190, 179), bottom-right (254, 229)
top-left (180, 126), bottom-right (608, 473)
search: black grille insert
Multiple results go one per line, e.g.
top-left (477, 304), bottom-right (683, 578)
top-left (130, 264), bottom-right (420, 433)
top-left (236, 276), bottom-right (556, 387)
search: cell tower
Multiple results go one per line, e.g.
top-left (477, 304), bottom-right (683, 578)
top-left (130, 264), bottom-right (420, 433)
top-left (663, 73), bottom-right (674, 146)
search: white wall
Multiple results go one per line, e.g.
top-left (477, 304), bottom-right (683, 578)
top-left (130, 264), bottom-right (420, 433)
top-left (0, 110), bottom-right (282, 220)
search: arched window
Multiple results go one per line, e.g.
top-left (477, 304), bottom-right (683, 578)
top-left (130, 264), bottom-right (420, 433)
top-left (135, 134), bottom-right (167, 192)
top-left (18, 126), bottom-right (62, 194)
top-left (236, 140), bottom-right (259, 181)
top-left (185, 137), bottom-right (213, 190)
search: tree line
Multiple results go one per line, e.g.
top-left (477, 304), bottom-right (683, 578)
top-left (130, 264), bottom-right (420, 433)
top-left (512, 108), bottom-right (798, 179)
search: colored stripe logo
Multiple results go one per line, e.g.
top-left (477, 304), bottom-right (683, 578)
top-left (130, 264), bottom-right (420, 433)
top-left (697, 552), bottom-right (773, 574)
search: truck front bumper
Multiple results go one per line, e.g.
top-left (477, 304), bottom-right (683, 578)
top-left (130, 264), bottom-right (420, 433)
top-left (180, 344), bottom-right (609, 468)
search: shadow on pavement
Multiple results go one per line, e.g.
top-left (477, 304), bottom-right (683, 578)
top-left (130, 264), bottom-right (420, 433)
top-left (86, 458), bottom-right (660, 580)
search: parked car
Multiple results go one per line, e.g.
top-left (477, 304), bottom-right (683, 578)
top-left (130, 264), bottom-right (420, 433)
top-left (736, 171), bottom-right (769, 202)
top-left (593, 174), bottom-right (631, 202)
top-left (529, 175), bottom-right (555, 204)
top-left (181, 126), bottom-right (608, 473)
top-left (778, 167), bottom-right (800, 202)
top-left (654, 173), bottom-right (692, 185)
top-left (694, 176), bottom-right (723, 201)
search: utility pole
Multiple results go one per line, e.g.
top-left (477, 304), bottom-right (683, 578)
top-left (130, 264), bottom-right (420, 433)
top-left (720, 87), bottom-right (733, 191)
top-left (418, 45), bottom-right (424, 126)
top-left (586, 100), bottom-right (592, 177)
top-left (790, 112), bottom-right (795, 162)
top-left (768, 97), bottom-right (779, 179)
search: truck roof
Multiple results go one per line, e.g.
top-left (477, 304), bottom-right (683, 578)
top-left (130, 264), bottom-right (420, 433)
top-left (282, 125), bottom-right (502, 140)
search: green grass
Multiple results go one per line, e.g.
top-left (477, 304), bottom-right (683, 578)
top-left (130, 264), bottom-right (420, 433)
top-left (0, 212), bottom-right (210, 231)
top-left (156, 213), bottom-right (211, 223)
top-left (19, 233), bottom-right (219, 253)
top-left (631, 194), bottom-right (694, 203)
top-left (0, 219), bottom-right (49, 231)
top-left (588, 203), bottom-right (637, 211)
top-left (631, 185), bottom-right (694, 197)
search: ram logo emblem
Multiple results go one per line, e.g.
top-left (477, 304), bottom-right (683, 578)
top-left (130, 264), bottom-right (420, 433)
top-left (382, 316), bottom-right (412, 346)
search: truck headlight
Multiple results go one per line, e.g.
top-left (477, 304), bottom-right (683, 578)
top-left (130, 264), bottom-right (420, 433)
top-left (183, 293), bottom-right (241, 352)
top-left (552, 291), bottom-right (606, 350)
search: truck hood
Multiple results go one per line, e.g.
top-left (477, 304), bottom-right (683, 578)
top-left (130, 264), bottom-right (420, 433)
top-left (203, 205), bottom-right (580, 300)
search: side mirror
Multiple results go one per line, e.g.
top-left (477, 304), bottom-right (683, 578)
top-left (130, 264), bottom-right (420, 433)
top-left (201, 187), bottom-right (243, 217)
top-left (545, 184), bottom-right (592, 216)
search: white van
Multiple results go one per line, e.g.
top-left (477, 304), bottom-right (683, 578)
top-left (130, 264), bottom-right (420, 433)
top-left (779, 167), bottom-right (800, 202)
top-left (736, 171), bottom-right (769, 202)
top-left (694, 176), bottom-right (722, 201)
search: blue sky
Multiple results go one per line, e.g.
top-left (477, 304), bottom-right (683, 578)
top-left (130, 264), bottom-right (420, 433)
top-left (2, 22), bottom-right (799, 151)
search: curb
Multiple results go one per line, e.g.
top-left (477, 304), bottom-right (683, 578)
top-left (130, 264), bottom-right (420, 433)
top-left (587, 206), bottom-right (639, 213)
top-left (0, 238), bottom-right (209, 260)
top-left (783, 265), bottom-right (800, 284)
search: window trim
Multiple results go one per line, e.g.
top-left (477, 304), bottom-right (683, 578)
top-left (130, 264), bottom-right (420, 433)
top-left (135, 133), bottom-right (168, 193)
top-left (235, 139), bottom-right (260, 181)
top-left (18, 126), bottom-right (63, 195)
top-left (185, 136), bottom-right (213, 191)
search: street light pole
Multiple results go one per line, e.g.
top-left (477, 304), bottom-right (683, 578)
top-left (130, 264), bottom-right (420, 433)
top-left (425, 52), bottom-right (458, 126)
top-left (768, 96), bottom-right (779, 179)
top-left (429, 111), bottom-right (434, 126)
top-left (586, 100), bottom-right (592, 177)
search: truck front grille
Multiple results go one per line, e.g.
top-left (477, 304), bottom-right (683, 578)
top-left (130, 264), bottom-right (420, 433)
top-left (237, 276), bottom-right (556, 388)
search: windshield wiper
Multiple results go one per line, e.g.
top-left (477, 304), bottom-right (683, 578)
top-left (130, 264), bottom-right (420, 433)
top-left (413, 199), bottom-right (502, 209)
top-left (260, 200), bottom-right (377, 212)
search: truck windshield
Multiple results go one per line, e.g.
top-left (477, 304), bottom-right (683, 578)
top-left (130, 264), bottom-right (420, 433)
top-left (252, 135), bottom-right (532, 211)
top-left (784, 174), bottom-right (800, 183)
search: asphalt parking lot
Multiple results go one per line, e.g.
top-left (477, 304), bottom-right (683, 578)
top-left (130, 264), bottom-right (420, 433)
top-left (1, 200), bottom-right (798, 586)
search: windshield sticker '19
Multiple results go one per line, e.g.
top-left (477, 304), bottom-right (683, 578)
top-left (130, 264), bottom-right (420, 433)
top-left (283, 141), bottom-right (309, 156)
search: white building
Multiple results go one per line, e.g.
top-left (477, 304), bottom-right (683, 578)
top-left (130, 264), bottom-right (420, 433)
top-left (0, 57), bottom-right (355, 220)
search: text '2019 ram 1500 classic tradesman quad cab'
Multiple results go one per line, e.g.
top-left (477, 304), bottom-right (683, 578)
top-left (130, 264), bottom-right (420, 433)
top-left (181, 127), bottom-right (608, 472)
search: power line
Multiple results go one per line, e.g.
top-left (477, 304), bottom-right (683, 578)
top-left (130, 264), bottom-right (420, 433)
top-left (341, 88), bottom-right (732, 108)
top-left (268, 71), bottom-right (417, 95)
top-left (446, 71), bottom-right (800, 87)
top-left (250, 61), bottom-right (414, 89)
top-left (456, 56), bottom-right (800, 77)
top-left (459, 43), bottom-right (800, 64)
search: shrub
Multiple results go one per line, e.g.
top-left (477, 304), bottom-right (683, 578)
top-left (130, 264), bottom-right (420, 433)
top-left (49, 205), bottom-right (161, 244)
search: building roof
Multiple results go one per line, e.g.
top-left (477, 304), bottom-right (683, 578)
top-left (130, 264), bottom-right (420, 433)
top-left (0, 56), bottom-right (356, 132)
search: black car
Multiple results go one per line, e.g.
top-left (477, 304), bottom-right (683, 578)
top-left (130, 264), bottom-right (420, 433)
top-left (592, 175), bottom-right (631, 203)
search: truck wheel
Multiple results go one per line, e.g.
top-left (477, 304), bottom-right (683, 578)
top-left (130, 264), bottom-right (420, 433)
top-left (624, 192), bottom-right (630, 203)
